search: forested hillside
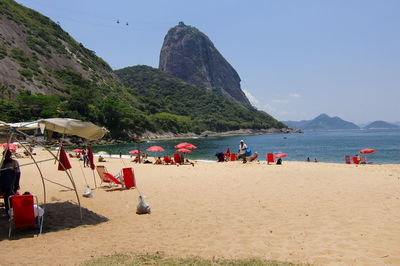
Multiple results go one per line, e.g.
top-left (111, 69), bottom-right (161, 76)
top-left (115, 65), bottom-right (285, 133)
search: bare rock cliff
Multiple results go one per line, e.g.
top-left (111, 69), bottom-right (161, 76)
top-left (159, 22), bottom-right (252, 107)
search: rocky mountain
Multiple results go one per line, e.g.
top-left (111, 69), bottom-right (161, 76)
top-left (283, 114), bottom-right (360, 130)
top-left (364, 120), bottom-right (399, 129)
top-left (159, 22), bottom-right (252, 108)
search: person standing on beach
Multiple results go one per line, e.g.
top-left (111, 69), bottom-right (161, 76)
top-left (82, 146), bottom-right (89, 167)
top-left (238, 140), bottom-right (247, 162)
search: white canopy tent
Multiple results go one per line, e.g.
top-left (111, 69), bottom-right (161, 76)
top-left (1, 118), bottom-right (109, 220)
top-left (1, 118), bottom-right (108, 140)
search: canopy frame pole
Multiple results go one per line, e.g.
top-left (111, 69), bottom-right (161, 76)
top-left (54, 132), bottom-right (65, 164)
top-left (15, 129), bottom-right (82, 221)
top-left (16, 139), bottom-right (47, 204)
top-left (92, 169), bottom-right (97, 189)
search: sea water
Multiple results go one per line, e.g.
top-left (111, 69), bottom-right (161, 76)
top-left (91, 129), bottom-right (400, 164)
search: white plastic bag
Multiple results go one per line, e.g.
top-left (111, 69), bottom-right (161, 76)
top-left (136, 195), bottom-right (151, 214)
top-left (83, 186), bottom-right (93, 198)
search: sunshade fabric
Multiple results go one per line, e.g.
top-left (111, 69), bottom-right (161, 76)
top-left (0, 118), bottom-right (108, 140)
top-left (38, 118), bottom-right (107, 140)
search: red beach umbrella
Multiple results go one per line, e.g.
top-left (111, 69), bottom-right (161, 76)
top-left (1, 143), bottom-right (17, 151)
top-left (146, 146), bottom-right (165, 152)
top-left (72, 149), bottom-right (83, 153)
top-left (174, 142), bottom-right (197, 149)
top-left (275, 153), bottom-right (287, 158)
top-left (128, 150), bottom-right (142, 154)
top-left (176, 148), bottom-right (192, 153)
top-left (359, 148), bottom-right (375, 154)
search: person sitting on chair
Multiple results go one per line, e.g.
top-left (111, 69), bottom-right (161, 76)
top-left (0, 150), bottom-right (21, 215)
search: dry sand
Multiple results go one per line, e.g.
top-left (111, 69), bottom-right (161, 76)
top-left (0, 149), bottom-right (399, 265)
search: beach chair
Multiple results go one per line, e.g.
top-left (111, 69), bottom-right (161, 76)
top-left (163, 155), bottom-right (172, 164)
top-left (96, 165), bottom-right (122, 186)
top-left (230, 153), bottom-right (237, 161)
top-left (8, 194), bottom-right (44, 238)
top-left (352, 157), bottom-right (360, 164)
top-left (267, 153), bottom-right (274, 164)
top-left (345, 155), bottom-right (351, 164)
top-left (360, 156), bottom-right (367, 164)
top-left (122, 167), bottom-right (136, 189)
top-left (173, 153), bottom-right (182, 164)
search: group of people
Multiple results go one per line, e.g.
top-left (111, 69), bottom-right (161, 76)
top-left (216, 140), bottom-right (258, 163)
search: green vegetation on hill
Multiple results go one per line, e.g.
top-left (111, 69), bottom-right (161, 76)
top-left (115, 65), bottom-right (285, 133)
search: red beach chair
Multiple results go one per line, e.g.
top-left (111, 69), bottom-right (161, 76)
top-left (96, 165), bottom-right (121, 186)
top-left (163, 155), bottom-right (172, 164)
top-left (352, 157), bottom-right (360, 164)
top-left (173, 153), bottom-right (182, 164)
top-left (122, 167), bottom-right (136, 189)
top-left (8, 194), bottom-right (44, 238)
top-left (345, 155), bottom-right (351, 164)
top-left (267, 153), bottom-right (274, 164)
top-left (230, 153), bottom-right (237, 161)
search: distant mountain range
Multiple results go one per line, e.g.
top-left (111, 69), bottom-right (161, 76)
top-left (284, 115), bottom-right (399, 130)
top-left (283, 114), bottom-right (360, 130)
top-left (364, 120), bottom-right (399, 129)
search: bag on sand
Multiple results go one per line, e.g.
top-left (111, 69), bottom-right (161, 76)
top-left (136, 195), bottom-right (151, 214)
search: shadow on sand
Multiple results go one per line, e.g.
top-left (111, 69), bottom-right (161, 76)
top-left (0, 201), bottom-right (109, 241)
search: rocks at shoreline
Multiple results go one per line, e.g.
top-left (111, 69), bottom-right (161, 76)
top-left (141, 128), bottom-right (302, 140)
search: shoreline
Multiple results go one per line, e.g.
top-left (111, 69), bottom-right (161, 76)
top-left (88, 128), bottom-right (302, 145)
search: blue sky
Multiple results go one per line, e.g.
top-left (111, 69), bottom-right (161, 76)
top-left (17, 0), bottom-right (400, 124)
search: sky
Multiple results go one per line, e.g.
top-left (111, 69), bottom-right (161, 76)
top-left (16, 0), bottom-right (400, 124)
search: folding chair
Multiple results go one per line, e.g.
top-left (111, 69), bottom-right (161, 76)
top-left (267, 153), bottom-right (274, 164)
top-left (173, 153), bottom-right (182, 164)
top-left (352, 157), bottom-right (360, 164)
top-left (360, 156), bottom-right (367, 164)
top-left (230, 153), bottom-right (237, 161)
top-left (163, 155), bottom-right (172, 164)
top-left (345, 155), bottom-right (351, 164)
top-left (8, 194), bottom-right (44, 238)
top-left (122, 167), bottom-right (136, 189)
top-left (96, 165), bottom-right (122, 186)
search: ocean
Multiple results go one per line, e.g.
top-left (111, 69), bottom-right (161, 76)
top-left (91, 129), bottom-right (400, 164)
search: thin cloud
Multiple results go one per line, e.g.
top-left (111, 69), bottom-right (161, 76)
top-left (289, 93), bottom-right (301, 98)
top-left (243, 89), bottom-right (260, 107)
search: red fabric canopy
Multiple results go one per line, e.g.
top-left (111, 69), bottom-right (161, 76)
top-left (1, 143), bottom-right (17, 151)
top-left (128, 150), bottom-right (142, 154)
top-left (174, 142), bottom-right (197, 149)
top-left (146, 146), bottom-right (164, 152)
top-left (275, 153), bottom-right (287, 158)
top-left (58, 147), bottom-right (72, 171)
top-left (359, 148), bottom-right (375, 154)
top-left (176, 148), bottom-right (192, 153)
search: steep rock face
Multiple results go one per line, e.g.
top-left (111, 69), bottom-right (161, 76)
top-left (159, 22), bottom-right (251, 107)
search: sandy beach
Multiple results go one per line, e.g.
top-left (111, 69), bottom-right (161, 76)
top-left (0, 149), bottom-right (399, 265)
